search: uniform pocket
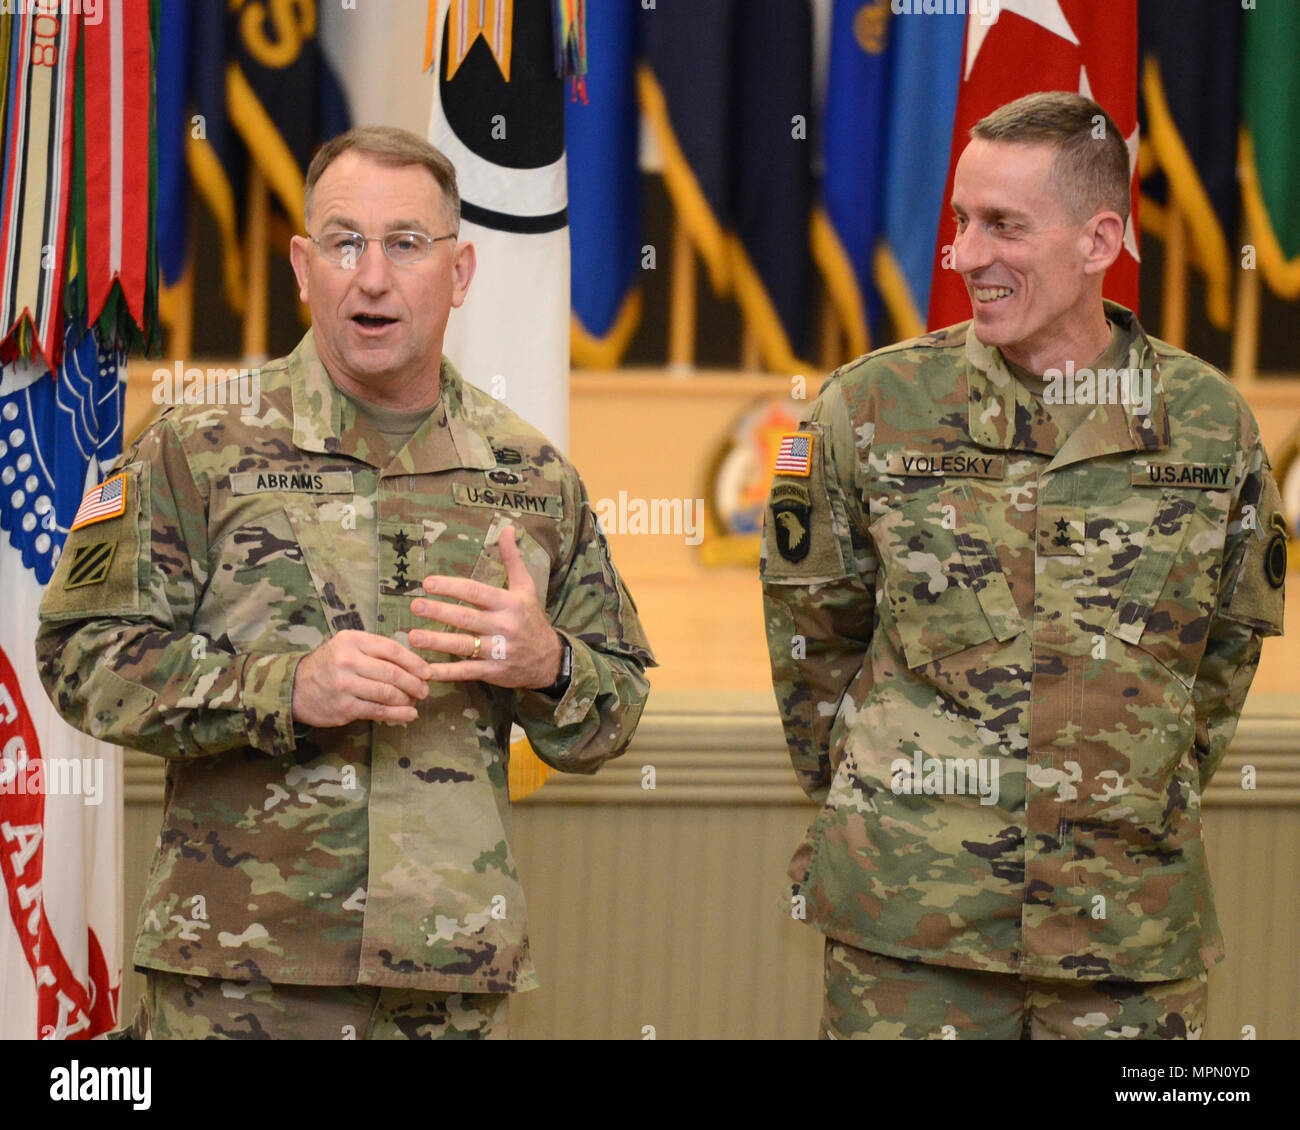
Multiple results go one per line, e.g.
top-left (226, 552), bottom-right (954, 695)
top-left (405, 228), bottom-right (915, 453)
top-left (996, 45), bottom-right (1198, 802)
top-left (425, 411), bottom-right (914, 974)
top-left (207, 507), bottom-right (333, 650)
top-left (468, 511), bottom-right (552, 604)
top-left (870, 483), bottom-right (1024, 668)
top-left (1104, 488), bottom-right (1224, 686)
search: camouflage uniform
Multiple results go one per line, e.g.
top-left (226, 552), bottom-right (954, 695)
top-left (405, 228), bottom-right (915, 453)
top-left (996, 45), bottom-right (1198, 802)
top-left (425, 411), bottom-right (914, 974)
top-left (134, 971), bottom-right (508, 1040)
top-left (37, 329), bottom-right (654, 1007)
top-left (761, 302), bottom-right (1285, 1030)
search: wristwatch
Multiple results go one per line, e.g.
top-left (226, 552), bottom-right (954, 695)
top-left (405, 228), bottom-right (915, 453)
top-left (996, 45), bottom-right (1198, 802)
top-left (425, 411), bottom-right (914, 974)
top-left (538, 635), bottom-right (573, 698)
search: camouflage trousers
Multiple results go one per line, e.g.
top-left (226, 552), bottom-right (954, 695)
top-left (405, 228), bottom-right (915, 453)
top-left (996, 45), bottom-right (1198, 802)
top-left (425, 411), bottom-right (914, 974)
top-left (132, 970), bottom-right (509, 1040)
top-left (822, 939), bottom-right (1207, 1040)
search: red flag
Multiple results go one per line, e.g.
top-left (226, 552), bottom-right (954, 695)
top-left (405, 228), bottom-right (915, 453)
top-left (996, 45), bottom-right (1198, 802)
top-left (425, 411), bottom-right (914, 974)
top-left (82, 0), bottom-right (152, 329)
top-left (926, 0), bottom-right (1140, 331)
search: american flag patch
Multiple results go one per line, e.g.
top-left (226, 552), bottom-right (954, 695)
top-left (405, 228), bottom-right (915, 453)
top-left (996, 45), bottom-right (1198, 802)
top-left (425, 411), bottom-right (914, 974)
top-left (774, 432), bottom-right (814, 477)
top-left (70, 473), bottom-right (127, 531)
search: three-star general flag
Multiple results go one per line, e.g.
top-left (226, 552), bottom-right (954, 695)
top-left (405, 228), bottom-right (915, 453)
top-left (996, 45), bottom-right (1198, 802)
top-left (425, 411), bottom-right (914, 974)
top-left (0, 323), bottom-right (126, 1039)
top-left (427, 0), bottom-right (582, 800)
top-left (1138, 0), bottom-right (1241, 330)
top-left (1240, 0), bottom-right (1300, 300)
top-left (926, 0), bottom-right (1141, 331)
top-left (640, 0), bottom-right (815, 374)
top-left (428, 0), bottom-right (572, 450)
top-left (815, 0), bottom-right (964, 352)
top-left (567, 0), bottom-right (641, 369)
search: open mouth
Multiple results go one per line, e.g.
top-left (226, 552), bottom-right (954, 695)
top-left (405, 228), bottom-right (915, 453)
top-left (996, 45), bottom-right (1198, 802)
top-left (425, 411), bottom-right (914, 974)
top-left (352, 313), bottom-right (398, 330)
top-left (972, 285), bottom-right (1014, 304)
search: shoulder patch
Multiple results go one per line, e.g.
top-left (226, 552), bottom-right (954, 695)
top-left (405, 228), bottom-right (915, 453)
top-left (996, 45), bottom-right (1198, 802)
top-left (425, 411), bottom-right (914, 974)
top-left (63, 541), bottom-right (117, 589)
top-left (70, 473), bottom-right (127, 530)
top-left (774, 432), bottom-right (814, 477)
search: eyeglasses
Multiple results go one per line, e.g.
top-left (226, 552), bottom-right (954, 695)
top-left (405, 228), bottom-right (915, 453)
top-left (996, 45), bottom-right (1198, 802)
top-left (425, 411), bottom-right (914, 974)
top-left (309, 229), bottom-right (456, 266)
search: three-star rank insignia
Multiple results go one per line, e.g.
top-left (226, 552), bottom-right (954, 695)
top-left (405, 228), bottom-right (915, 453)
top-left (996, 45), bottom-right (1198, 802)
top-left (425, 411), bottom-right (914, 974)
top-left (63, 541), bottom-right (117, 589)
top-left (771, 482), bottom-right (812, 563)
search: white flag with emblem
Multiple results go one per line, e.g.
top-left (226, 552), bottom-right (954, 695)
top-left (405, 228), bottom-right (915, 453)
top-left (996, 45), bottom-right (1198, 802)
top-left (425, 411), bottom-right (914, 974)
top-left (0, 333), bottom-right (124, 1039)
top-left (426, 0), bottom-right (570, 452)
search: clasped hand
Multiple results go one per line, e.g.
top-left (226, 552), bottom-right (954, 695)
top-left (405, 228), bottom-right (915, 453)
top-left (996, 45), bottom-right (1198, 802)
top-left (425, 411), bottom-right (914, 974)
top-left (291, 526), bottom-right (562, 727)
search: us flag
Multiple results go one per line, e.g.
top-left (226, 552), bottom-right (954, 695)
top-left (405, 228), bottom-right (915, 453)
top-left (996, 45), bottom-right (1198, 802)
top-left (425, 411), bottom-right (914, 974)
top-left (70, 474), bottom-right (126, 531)
top-left (774, 433), bottom-right (813, 477)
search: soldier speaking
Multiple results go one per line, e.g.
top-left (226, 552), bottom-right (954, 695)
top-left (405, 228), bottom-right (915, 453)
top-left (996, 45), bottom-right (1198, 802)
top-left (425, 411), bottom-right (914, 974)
top-left (761, 92), bottom-right (1285, 1040)
top-left (36, 126), bottom-right (654, 1039)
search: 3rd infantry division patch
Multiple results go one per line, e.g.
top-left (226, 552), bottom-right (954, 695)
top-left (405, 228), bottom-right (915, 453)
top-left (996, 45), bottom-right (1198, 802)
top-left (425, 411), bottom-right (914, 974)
top-left (63, 541), bottom-right (117, 589)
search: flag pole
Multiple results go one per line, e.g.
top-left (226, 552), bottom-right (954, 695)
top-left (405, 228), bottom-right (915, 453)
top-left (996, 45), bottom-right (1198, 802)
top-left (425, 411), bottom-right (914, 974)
top-left (1160, 200), bottom-right (1188, 350)
top-left (819, 293), bottom-right (842, 369)
top-left (668, 218), bottom-right (696, 372)
top-left (243, 167), bottom-right (270, 365)
top-left (1231, 220), bottom-right (1261, 388)
top-left (169, 228), bottom-right (196, 362)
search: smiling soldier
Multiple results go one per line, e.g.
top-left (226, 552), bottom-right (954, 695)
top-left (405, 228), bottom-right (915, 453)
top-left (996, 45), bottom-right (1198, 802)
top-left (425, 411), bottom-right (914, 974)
top-left (36, 126), bottom-right (654, 1039)
top-left (762, 92), bottom-right (1286, 1040)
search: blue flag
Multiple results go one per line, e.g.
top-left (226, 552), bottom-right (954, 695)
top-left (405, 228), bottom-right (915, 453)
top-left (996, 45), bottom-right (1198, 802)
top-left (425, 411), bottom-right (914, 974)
top-left (0, 322), bottom-right (124, 584)
top-left (155, 0), bottom-right (192, 289)
top-left (567, 0), bottom-right (640, 368)
top-left (816, 2), bottom-right (963, 350)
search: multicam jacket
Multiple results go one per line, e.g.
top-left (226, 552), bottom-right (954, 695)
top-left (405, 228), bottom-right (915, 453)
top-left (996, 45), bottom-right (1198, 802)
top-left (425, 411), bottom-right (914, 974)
top-left (37, 330), bottom-right (655, 994)
top-left (761, 302), bottom-right (1286, 982)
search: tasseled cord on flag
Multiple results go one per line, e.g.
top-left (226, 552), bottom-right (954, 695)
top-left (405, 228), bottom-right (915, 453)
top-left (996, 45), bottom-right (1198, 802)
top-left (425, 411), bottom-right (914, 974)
top-left (552, 0), bottom-right (587, 103)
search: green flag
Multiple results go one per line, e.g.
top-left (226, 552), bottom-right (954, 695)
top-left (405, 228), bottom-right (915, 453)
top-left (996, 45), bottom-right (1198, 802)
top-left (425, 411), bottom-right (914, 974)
top-left (1241, 0), bottom-right (1300, 298)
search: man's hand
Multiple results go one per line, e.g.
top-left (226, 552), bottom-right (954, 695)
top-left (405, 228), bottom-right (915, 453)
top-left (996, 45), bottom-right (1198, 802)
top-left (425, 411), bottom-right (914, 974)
top-left (409, 524), bottom-right (563, 689)
top-left (292, 630), bottom-right (432, 727)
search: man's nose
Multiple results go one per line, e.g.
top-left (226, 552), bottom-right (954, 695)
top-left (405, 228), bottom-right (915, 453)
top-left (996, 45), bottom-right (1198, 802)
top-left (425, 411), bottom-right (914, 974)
top-left (352, 240), bottom-right (394, 291)
top-left (951, 224), bottom-right (991, 277)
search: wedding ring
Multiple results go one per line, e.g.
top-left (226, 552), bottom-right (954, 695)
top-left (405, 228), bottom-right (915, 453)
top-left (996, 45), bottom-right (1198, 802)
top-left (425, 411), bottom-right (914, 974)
top-left (470, 635), bottom-right (481, 660)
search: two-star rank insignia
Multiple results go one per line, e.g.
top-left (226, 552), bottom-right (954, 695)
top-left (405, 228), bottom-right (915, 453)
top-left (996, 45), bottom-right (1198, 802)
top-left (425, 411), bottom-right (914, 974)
top-left (63, 541), bottom-right (117, 589)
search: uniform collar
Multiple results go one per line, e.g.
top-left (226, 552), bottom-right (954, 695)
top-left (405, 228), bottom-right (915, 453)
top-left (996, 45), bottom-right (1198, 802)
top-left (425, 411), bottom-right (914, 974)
top-left (963, 300), bottom-right (1170, 469)
top-left (288, 329), bottom-right (496, 474)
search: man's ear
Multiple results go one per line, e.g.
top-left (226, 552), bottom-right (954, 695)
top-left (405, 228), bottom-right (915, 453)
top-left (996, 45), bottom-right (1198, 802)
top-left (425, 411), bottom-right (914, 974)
top-left (451, 240), bottom-right (476, 308)
top-left (1081, 211), bottom-right (1125, 277)
top-left (289, 235), bottom-right (312, 303)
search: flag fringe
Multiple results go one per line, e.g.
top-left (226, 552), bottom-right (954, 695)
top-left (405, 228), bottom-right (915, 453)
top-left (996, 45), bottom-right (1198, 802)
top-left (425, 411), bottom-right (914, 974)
top-left (1239, 128), bottom-right (1300, 301)
top-left (1141, 56), bottom-right (1233, 329)
top-left (809, 205), bottom-right (869, 359)
top-left (185, 134), bottom-right (247, 314)
top-left (636, 64), bottom-right (731, 296)
top-left (872, 241), bottom-right (926, 344)
top-left (570, 287), bottom-right (642, 369)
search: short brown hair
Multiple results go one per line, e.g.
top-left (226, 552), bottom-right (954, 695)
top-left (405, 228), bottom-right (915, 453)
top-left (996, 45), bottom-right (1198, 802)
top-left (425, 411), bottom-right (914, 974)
top-left (971, 91), bottom-right (1130, 224)
top-left (303, 126), bottom-right (460, 232)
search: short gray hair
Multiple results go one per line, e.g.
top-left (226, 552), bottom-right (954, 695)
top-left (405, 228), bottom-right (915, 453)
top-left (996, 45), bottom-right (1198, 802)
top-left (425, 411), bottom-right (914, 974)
top-left (971, 91), bottom-right (1131, 224)
top-left (303, 126), bottom-right (460, 232)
